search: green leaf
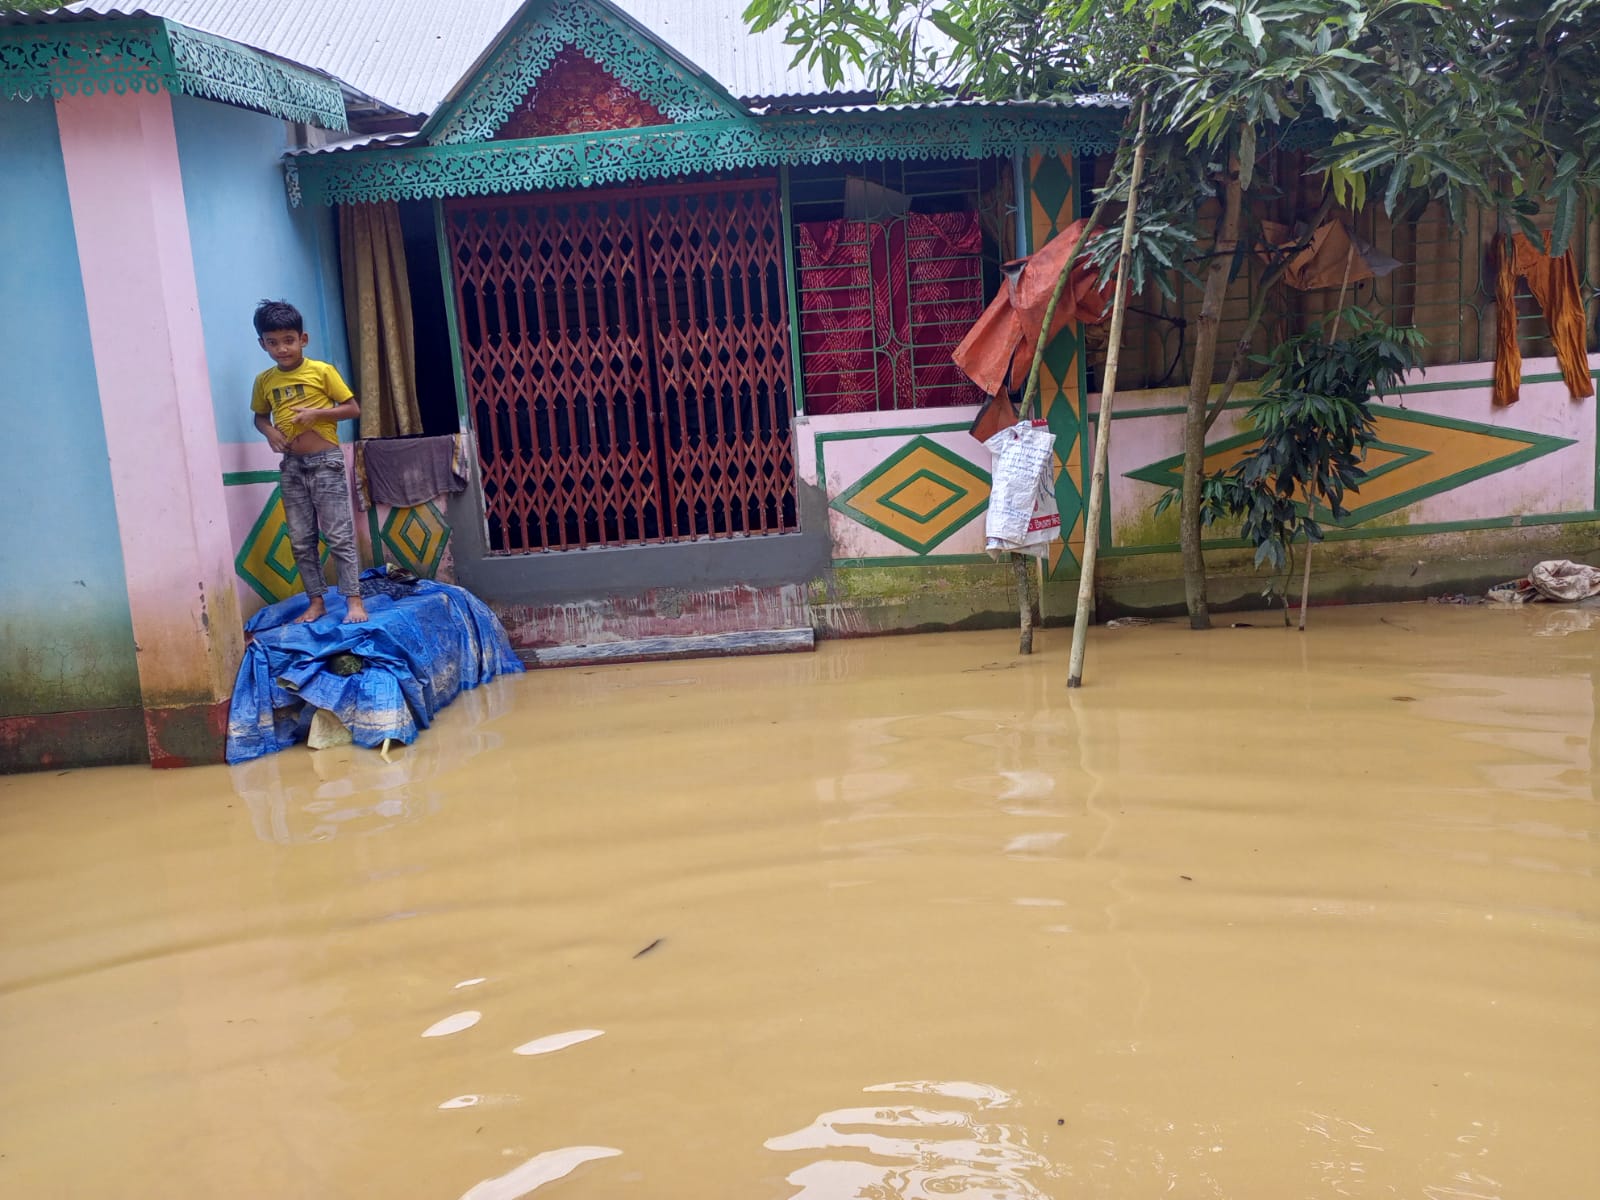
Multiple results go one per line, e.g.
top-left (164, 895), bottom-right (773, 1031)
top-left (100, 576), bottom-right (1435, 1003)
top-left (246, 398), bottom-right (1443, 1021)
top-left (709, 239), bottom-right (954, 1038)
top-left (1550, 188), bottom-right (1577, 257)
top-left (1338, 144), bottom-right (1399, 175)
top-left (1309, 75), bottom-right (1338, 120)
top-left (1382, 163), bottom-right (1406, 214)
top-left (928, 8), bottom-right (974, 47)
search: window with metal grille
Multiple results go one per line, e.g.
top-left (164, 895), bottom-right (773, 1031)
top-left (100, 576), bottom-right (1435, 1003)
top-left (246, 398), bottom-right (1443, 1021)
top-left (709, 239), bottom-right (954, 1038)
top-left (787, 158), bottom-right (1013, 414)
top-left (1086, 149), bottom-right (1600, 393)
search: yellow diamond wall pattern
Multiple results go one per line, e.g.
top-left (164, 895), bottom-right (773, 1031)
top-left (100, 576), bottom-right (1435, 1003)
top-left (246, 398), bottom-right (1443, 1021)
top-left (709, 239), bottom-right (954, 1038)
top-left (235, 487), bottom-right (331, 604)
top-left (831, 437), bottom-right (992, 554)
top-left (380, 501), bottom-right (450, 577)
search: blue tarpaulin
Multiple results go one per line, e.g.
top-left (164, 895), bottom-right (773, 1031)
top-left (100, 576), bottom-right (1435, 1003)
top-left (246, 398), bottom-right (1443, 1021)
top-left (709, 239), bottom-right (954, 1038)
top-left (226, 569), bottom-right (524, 764)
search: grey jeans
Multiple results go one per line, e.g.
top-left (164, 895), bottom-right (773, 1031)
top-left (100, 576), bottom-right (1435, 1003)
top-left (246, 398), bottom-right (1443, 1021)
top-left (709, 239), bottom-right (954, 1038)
top-left (280, 449), bottom-right (361, 599)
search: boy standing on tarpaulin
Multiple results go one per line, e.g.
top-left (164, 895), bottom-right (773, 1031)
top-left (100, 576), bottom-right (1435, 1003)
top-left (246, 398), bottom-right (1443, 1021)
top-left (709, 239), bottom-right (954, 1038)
top-left (250, 299), bottom-right (369, 624)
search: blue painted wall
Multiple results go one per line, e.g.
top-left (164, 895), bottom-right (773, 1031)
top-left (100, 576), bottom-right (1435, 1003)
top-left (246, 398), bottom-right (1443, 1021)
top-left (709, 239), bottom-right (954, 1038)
top-left (0, 98), bottom-right (140, 716)
top-left (171, 95), bottom-right (351, 447)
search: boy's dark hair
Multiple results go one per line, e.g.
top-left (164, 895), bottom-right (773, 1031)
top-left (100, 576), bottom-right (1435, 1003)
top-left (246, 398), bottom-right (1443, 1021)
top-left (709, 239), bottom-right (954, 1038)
top-left (253, 299), bottom-right (304, 337)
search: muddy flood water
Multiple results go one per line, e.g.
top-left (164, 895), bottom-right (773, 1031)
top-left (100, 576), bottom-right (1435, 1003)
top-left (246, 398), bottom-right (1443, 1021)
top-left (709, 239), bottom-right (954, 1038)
top-left (2, 603), bottom-right (1597, 1198)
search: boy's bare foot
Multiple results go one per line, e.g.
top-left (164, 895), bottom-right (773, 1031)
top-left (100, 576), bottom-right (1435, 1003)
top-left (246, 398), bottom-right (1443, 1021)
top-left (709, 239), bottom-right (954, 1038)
top-left (294, 597), bottom-right (327, 624)
top-left (342, 596), bottom-right (369, 624)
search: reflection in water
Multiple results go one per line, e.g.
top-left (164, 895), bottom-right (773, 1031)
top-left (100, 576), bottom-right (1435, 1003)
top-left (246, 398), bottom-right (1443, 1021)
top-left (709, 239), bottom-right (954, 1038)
top-left (228, 685), bottom-right (510, 843)
top-left (865, 1080), bottom-right (1014, 1107)
top-left (511, 1029), bottom-right (604, 1056)
top-left (1528, 605), bottom-right (1600, 637)
top-left (767, 1081), bottom-right (1057, 1199)
top-left (439, 1093), bottom-right (520, 1111)
top-left (1001, 831), bottom-right (1067, 857)
top-left (421, 1010), bottom-right (481, 1037)
top-left (456, 1146), bottom-right (621, 1200)
top-left (2, 608), bottom-right (1597, 1197)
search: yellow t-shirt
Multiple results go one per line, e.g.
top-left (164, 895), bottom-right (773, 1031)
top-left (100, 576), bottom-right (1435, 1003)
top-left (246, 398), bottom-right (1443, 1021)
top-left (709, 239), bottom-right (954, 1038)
top-left (250, 358), bottom-right (353, 447)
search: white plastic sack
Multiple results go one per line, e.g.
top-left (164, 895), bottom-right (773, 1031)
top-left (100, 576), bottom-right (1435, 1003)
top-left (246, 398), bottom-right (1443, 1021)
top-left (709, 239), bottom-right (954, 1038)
top-left (983, 421), bottom-right (1060, 560)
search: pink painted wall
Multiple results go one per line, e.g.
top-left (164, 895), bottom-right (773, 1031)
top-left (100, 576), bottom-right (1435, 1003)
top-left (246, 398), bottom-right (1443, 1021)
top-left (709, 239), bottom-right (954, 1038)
top-left (221, 442), bottom-right (372, 620)
top-left (800, 407), bottom-right (996, 560)
top-left (55, 88), bottom-right (243, 706)
top-left (1099, 352), bottom-right (1600, 546)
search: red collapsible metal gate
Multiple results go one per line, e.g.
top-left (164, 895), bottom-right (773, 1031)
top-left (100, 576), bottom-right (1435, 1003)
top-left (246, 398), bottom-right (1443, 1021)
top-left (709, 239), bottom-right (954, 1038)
top-left (444, 180), bottom-right (797, 554)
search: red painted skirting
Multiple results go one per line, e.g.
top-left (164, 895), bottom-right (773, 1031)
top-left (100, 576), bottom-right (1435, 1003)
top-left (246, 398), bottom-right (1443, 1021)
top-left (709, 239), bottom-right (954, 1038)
top-left (0, 706), bottom-right (147, 774)
top-left (143, 699), bottom-right (230, 769)
top-left (1, 698), bottom-right (231, 774)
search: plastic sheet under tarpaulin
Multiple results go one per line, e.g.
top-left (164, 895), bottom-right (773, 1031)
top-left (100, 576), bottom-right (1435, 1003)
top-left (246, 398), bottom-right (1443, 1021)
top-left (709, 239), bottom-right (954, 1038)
top-left (226, 569), bottom-right (523, 764)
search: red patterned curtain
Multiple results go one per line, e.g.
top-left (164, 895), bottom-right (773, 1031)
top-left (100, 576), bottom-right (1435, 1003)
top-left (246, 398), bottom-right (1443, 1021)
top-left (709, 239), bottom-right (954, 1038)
top-left (796, 212), bottom-right (986, 415)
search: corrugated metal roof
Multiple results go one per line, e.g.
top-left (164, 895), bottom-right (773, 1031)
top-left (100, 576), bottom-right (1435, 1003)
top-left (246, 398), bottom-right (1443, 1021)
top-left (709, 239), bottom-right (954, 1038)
top-left (787, 95), bottom-right (1128, 115)
top-left (608, 0), bottom-right (869, 103)
top-left (17, 0), bottom-right (865, 117)
top-left (15, 2), bottom-right (1126, 123)
top-left (24, 0), bottom-right (524, 115)
top-left (285, 131), bottom-right (418, 155)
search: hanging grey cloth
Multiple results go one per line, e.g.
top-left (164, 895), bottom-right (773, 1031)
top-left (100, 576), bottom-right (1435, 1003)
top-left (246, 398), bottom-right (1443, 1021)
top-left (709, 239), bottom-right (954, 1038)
top-left (355, 434), bottom-right (469, 509)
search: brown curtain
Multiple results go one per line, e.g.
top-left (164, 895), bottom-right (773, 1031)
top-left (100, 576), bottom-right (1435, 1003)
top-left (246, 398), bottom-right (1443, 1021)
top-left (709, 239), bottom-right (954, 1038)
top-left (338, 201), bottom-right (421, 437)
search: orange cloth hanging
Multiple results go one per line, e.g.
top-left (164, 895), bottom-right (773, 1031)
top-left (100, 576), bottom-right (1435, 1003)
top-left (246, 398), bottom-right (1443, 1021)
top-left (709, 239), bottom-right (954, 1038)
top-left (1259, 219), bottom-right (1374, 290)
top-left (952, 218), bottom-right (1114, 399)
top-left (1493, 231), bottom-right (1594, 406)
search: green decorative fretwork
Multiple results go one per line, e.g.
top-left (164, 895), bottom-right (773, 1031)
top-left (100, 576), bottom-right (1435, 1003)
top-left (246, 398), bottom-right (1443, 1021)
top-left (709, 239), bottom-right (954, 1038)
top-left (427, 0), bottom-right (741, 144)
top-left (0, 17), bottom-right (347, 130)
top-left (293, 107), bottom-right (1126, 205)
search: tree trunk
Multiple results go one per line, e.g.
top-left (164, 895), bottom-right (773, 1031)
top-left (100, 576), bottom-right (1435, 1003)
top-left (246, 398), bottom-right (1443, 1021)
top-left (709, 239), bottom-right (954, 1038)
top-left (1297, 244), bottom-right (1358, 633)
top-left (1068, 95), bottom-right (1150, 688)
top-left (1180, 125), bottom-right (1254, 631)
top-left (1298, 539), bottom-right (1313, 631)
top-left (1202, 194), bottom-right (1335, 435)
top-left (1015, 554), bottom-right (1035, 654)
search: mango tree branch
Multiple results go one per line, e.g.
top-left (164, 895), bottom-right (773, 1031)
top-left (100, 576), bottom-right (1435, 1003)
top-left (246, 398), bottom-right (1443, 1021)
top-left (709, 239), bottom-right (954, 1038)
top-left (1202, 265), bottom-right (1278, 433)
top-left (1201, 191), bottom-right (1340, 434)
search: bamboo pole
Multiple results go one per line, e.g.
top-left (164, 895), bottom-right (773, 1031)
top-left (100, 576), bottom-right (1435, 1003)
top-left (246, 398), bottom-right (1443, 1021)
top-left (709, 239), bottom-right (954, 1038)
top-left (1299, 240), bottom-right (1357, 632)
top-left (1067, 94), bottom-right (1150, 689)
top-left (1007, 174), bottom-right (1117, 656)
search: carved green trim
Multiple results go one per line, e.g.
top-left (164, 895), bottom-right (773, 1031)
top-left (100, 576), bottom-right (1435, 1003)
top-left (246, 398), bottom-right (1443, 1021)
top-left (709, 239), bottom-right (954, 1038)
top-left (294, 107), bottom-right (1125, 205)
top-left (1, 18), bottom-right (165, 98)
top-left (426, 0), bottom-right (742, 145)
top-left (0, 18), bottom-right (346, 130)
top-left (164, 24), bottom-right (345, 129)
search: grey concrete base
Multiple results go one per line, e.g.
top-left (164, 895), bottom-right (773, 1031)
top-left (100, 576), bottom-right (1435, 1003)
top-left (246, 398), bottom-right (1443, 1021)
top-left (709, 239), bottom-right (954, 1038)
top-left (523, 627), bottom-right (816, 668)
